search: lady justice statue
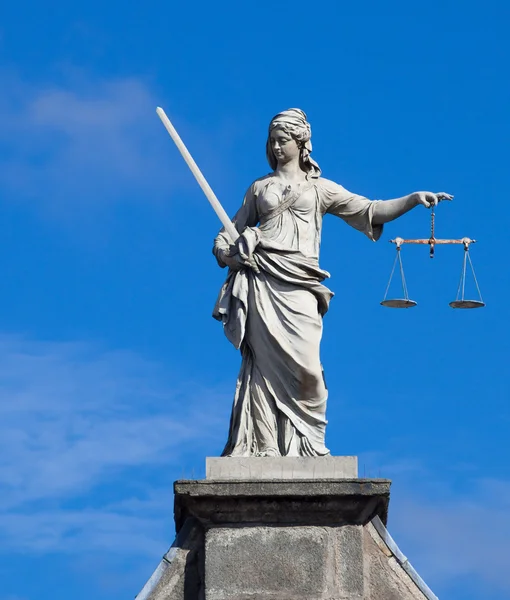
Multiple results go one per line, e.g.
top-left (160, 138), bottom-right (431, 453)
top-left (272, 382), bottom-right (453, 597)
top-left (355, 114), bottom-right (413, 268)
top-left (156, 106), bottom-right (452, 459)
top-left (210, 108), bottom-right (452, 458)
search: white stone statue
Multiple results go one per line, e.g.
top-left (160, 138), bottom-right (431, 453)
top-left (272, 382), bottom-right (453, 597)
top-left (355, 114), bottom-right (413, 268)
top-left (210, 108), bottom-right (452, 458)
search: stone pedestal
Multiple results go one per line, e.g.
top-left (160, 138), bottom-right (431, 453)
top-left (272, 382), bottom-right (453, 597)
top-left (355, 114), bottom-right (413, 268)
top-left (205, 455), bottom-right (358, 480)
top-left (136, 458), bottom-right (438, 600)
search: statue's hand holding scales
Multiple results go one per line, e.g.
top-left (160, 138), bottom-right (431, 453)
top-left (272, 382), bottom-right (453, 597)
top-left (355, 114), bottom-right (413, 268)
top-left (157, 107), bottom-right (454, 457)
top-left (413, 191), bottom-right (453, 208)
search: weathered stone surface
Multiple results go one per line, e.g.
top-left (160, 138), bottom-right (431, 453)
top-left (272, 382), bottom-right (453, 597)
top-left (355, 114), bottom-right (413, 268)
top-left (174, 479), bottom-right (390, 532)
top-left (137, 467), bottom-right (438, 600)
top-left (363, 521), bottom-right (430, 600)
top-left (136, 519), bottom-right (204, 600)
top-left (205, 522), bottom-right (427, 600)
top-left (205, 526), bottom-right (332, 599)
top-left (334, 525), bottom-right (365, 598)
top-left (206, 456), bottom-right (358, 480)
top-left (136, 516), bottom-right (435, 600)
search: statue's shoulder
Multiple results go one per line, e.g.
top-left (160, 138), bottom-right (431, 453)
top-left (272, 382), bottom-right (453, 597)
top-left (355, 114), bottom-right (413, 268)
top-left (315, 177), bottom-right (350, 195)
top-left (248, 173), bottom-right (274, 195)
top-left (316, 176), bottom-right (339, 189)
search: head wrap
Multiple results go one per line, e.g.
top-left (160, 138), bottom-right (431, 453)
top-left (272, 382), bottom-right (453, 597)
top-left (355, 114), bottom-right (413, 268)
top-left (266, 108), bottom-right (321, 178)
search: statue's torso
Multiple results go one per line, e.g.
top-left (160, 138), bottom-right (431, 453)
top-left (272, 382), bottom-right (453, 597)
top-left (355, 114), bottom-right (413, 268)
top-left (256, 178), bottom-right (322, 259)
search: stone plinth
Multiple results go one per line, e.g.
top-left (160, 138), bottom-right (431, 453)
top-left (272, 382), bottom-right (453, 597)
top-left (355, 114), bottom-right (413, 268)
top-left (173, 473), bottom-right (391, 600)
top-left (136, 458), bottom-right (438, 600)
top-left (206, 455), bottom-right (357, 480)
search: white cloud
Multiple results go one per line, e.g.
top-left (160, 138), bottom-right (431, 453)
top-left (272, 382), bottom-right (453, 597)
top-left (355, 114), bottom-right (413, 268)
top-left (3, 337), bottom-right (507, 598)
top-left (389, 478), bottom-right (510, 593)
top-left (363, 454), bottom-right (510, 594)
top-left (0, 71), bottom-right (187, 219)
top-left (0, 335), bottom-right (227, 556)
top-left (0, 505), bottom-right (165, 555)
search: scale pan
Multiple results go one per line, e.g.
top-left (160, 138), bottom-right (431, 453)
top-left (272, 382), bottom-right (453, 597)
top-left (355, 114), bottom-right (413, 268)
top-left (380, 299), bottom-right (417, 309)
top-left (449, 300), bottom-right (485, 309)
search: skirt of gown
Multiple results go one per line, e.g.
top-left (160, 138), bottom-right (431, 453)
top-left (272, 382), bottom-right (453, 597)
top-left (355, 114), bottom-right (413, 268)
top-left (213, 236), bottom-right (334, 457)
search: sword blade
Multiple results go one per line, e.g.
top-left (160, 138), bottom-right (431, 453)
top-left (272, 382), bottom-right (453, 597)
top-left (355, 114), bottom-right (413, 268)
top-left (156, 107), bottom-right (239, 242)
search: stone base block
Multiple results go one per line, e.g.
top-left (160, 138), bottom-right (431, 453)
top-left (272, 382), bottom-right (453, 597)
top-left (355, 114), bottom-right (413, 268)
top-left (206, 524), bottom-right (364, 600)
top-left (206, 456), bottom-right (358, 480)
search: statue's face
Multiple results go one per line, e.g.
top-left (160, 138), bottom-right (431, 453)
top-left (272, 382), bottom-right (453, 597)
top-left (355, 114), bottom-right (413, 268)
top-left (270, 128), bottom-right (300, 164)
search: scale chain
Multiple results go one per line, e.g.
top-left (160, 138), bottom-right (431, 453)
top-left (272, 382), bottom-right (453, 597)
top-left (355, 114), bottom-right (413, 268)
top-left (383, 250), bottom-right (400, 302)
top-left (382, 247), bottom-right (411, 303)
top-left (398, 250), bottom-right (409, 300)
top-left (467, 251), bottom-right (484, 303)
top-left (455, 248), bottom-right (467, 302)
top-left (455, 245), bottom-right (484, 304)
top-left (461, 247), bottom-right (467, 301)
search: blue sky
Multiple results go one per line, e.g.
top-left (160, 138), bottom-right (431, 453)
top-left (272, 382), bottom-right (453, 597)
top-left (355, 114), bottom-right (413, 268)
top-left (0, 1), bottom-right (508, 598)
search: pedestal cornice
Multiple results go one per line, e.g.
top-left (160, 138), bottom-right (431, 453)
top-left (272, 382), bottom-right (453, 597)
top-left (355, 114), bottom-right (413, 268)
top-left (174, 478), bottom-right (391, 532)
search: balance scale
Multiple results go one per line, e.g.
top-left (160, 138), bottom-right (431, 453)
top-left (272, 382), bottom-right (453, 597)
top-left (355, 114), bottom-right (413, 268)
top-left (381, 204), bottom-right (484, 309)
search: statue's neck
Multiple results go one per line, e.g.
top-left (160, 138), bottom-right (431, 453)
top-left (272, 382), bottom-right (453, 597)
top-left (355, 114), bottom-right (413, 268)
top-left (275, 161), bottom-right (306, 182)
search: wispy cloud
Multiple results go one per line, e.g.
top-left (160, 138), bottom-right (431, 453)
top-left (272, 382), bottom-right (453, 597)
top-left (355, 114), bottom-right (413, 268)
top-left (0, 71), bottom-right (187, 220)
top-left (4, 336), bottom-right (507, 598)
top-left (0, 335), bottom-right (227, 557)
top-left (390, 478), bottom-right (510, 593)
top-left (363, 454), bottom-right (510, 595)
top-left (0, 504), bottom-right (166, 555)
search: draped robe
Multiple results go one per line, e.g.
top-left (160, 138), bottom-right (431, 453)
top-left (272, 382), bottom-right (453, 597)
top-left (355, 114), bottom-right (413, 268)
top-left (213, 176), bottom-right (382, 457)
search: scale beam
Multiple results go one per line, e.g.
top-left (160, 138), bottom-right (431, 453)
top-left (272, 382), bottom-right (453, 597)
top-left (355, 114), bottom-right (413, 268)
top-left (389, 237), bottom-right (476, 258)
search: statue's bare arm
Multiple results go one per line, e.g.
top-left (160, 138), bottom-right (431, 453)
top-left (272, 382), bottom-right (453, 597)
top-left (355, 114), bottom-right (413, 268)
top-left (372, 192), bottom-right (453, 225)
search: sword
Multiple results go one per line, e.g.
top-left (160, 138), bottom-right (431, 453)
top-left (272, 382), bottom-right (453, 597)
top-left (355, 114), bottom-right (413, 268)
top-left (156, 107), bottom-right (239, 243)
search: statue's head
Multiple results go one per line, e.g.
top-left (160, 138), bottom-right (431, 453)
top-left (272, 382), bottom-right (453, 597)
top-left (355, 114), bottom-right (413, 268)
top-left (266, 108), bottom-right (321, 178)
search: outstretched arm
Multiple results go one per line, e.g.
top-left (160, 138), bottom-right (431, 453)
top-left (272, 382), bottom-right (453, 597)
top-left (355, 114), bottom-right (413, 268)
top-left (372, 192), bottom-right (453, 225)
top-left (319, 178), bottom-right (453, 241)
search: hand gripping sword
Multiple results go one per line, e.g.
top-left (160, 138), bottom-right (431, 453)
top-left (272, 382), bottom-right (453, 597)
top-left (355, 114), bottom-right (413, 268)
top-left (156, 107), bottom-right (239, 243)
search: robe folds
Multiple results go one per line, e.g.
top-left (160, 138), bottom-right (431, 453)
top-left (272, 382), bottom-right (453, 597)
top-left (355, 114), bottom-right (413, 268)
top-left (213, 175), bottom-right (382, 457)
